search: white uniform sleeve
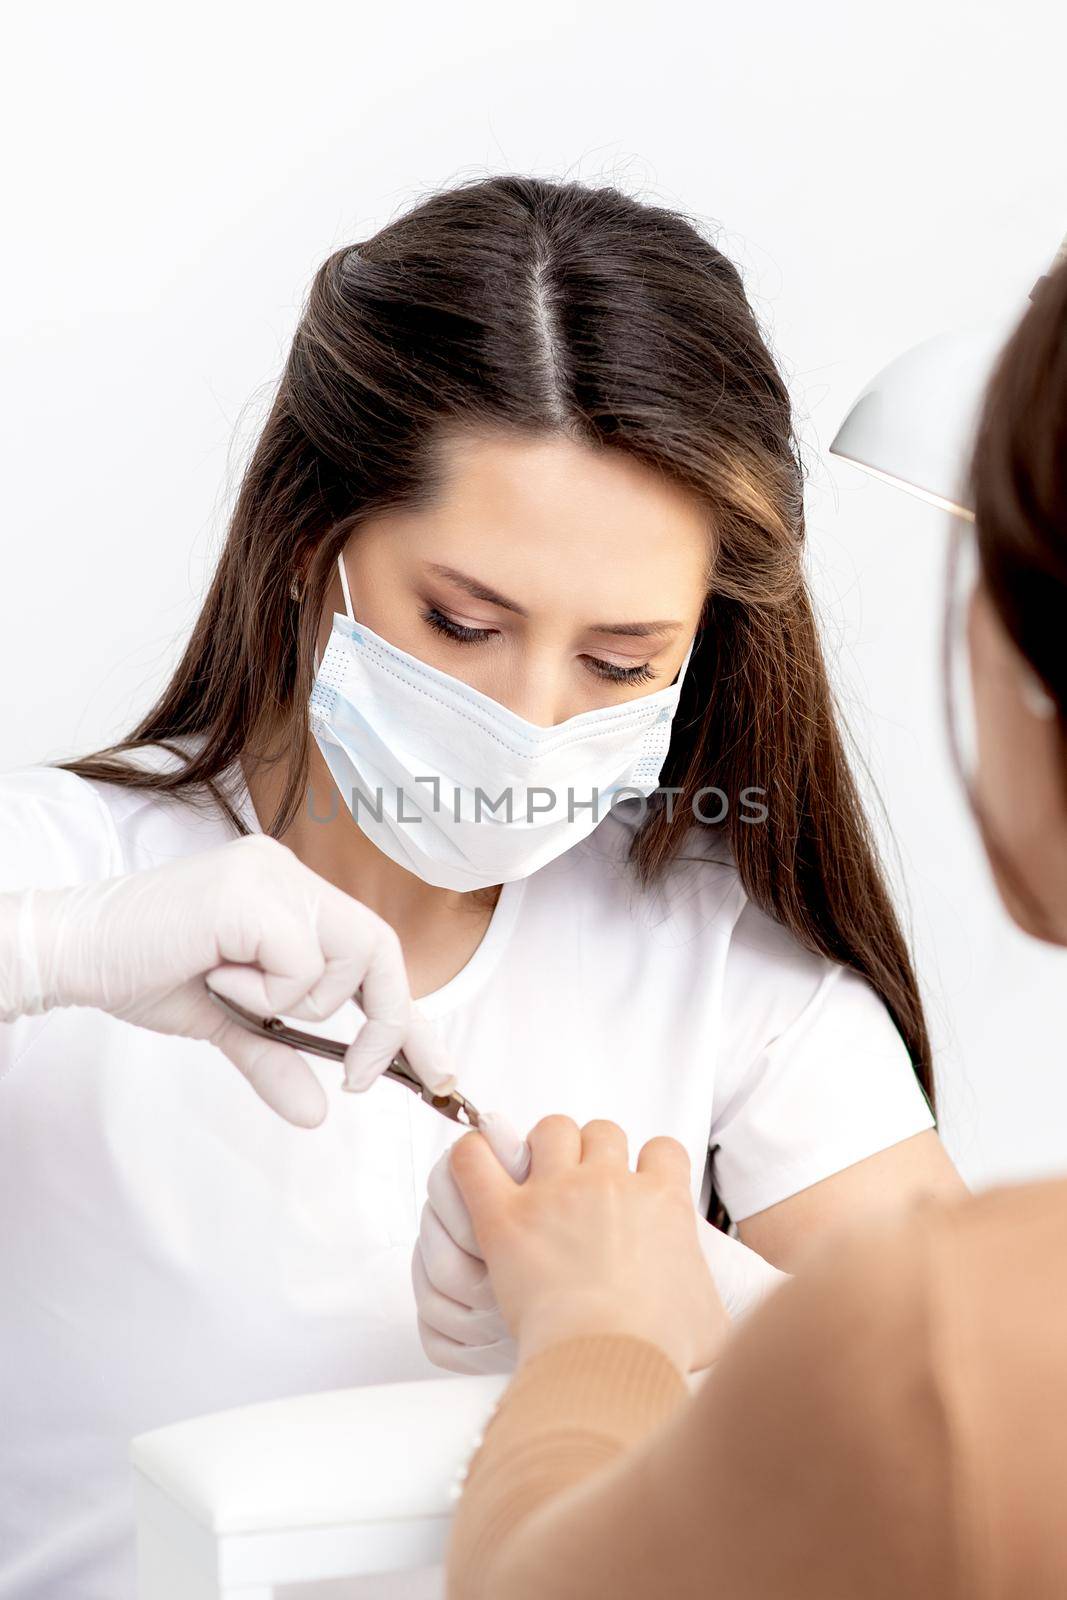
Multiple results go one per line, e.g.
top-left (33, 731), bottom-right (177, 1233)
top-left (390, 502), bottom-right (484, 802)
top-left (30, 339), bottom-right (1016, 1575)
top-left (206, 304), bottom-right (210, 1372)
top-left (0, 766), bottom-right (122, 1078)
top-left (708, 896), bottom-right (936, 1222)
top-left (0, 766), bottom-right (121, 892)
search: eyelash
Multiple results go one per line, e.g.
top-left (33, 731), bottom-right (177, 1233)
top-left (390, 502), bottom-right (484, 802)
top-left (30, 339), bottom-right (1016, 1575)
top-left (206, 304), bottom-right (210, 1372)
top-left (420, 606), bottom-right (657, 685)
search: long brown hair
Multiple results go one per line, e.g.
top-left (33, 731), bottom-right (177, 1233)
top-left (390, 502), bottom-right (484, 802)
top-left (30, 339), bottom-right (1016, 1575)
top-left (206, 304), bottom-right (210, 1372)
top-left (61, 175), bottom-right (935, 1217)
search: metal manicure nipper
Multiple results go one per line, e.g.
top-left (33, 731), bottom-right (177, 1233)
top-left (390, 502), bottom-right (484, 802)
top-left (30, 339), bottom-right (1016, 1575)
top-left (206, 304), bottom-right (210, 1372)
top-left (206, 987), bottom-right (482, 1128)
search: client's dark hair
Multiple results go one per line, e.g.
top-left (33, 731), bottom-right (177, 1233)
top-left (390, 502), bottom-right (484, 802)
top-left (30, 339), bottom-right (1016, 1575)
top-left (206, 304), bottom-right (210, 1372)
top-left (967, 248), bottom-right (1067, 732)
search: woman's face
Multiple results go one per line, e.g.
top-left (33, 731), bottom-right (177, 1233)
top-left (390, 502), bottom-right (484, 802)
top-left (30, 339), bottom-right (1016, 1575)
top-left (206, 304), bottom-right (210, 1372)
top-left (319, 431), bottom-right (711, 726)
top-left (968, 576), bottom-right (1067, 942)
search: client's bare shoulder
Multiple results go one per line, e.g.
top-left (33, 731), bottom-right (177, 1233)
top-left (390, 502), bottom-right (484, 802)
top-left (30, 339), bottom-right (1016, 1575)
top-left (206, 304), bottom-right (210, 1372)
top-left (917, 1175), bottom-right (1067, 1598)
top-left (687, 1180), bottom-right (1067, 1599)
top-left (809, 1177), bottom-right (1067, 1598)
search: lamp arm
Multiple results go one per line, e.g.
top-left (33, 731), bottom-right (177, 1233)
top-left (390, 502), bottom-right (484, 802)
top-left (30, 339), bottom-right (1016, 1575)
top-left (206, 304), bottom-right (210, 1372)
top-left (1030, 229), bottom-right (1067, 301)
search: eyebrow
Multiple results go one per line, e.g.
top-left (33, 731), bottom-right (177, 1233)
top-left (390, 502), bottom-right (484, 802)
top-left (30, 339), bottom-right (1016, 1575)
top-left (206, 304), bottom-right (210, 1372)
top-left (425, 562), bottom-right (684, 639)
top-left (427, 563), bottom-right (528, 615)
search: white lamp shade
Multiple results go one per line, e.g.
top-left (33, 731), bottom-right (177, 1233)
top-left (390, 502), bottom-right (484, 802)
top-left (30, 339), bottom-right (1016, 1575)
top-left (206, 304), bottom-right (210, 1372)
top-left (828, 316), bottom-right (1020, 519)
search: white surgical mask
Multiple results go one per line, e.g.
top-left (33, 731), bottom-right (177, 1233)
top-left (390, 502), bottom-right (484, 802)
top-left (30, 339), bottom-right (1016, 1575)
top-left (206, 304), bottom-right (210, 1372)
top-left (309, 554), bottom-right (695, 891)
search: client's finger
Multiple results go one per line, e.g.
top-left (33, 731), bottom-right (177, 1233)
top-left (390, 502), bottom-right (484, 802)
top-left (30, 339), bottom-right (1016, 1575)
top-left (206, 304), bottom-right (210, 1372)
top-left (450, 1131), bottom-right (517, 1248)
top-left (526, 1114), bottom-right (582, 1177)
top-left (580, 1119), bottom-right (629, 1168)
top-left (636, 1135), bottom-right (691, 1185)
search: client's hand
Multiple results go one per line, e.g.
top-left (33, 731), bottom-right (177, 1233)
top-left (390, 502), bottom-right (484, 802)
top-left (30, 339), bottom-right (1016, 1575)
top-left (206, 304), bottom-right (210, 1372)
top-left (449, 1115), bottom-right (728, 1374)
top-left (414, 1113), bottom-right (789, 1374)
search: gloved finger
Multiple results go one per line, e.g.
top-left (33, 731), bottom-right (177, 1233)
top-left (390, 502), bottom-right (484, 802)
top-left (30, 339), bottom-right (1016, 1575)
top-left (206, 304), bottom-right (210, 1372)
top-left (426, 1142), bottom-right (483, 1257)
top-left (476, 1110), bottom-right (531, 1181)
top-left (418, 1204), bottom-right (498, 1310)
top-left (696, 1217), bottom-right (790, 1323)
top-left (411, 1246), bottom-right (511, 1345)
top-left (201, 964), bottom-right (358, 1086)
top-left (205, 957), bottom-right (329, 1022)
top-left (422, 1114), bottom-right (529, 1263)
top-left (296, 887), bottom-right (414, 1027)
top-left (395, 1006), bottom-right (458, 1097)
top-left (340, 914), bottom-right (414, 1090)
top-left (283, 897), bottom-right (382, 1023)
top-left (213, 883), bottom-right (333, 1019)
top-left (207, 1015), bottom-right (328, 1129)
top-left (416, 1315), bottom-right (518, 1377)
top-left (208, 840), bottom-right (384, 1024)
top-left (341, 1015), bottom-right (458, 1097)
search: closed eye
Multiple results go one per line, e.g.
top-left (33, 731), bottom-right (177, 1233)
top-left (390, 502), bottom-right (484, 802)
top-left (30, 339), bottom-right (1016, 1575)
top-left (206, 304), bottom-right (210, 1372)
top-left (587, 657), bottom-right (656, 684)
top-left (421, 605), bottom-right (495, 645)
top-left (420, 607), bottom-right (658, 685)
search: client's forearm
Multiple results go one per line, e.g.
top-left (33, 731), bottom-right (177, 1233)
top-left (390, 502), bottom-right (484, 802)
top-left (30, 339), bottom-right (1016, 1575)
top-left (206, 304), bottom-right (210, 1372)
top-left (444, 1333), bottom-right (686, 1600)
top-left (447, 1207), bottom-right (959, 1600)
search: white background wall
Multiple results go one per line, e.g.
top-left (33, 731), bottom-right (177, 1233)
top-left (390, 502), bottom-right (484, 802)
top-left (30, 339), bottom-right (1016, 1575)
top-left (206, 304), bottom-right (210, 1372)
top-left (3, 0), bottom-right (1065, 1190)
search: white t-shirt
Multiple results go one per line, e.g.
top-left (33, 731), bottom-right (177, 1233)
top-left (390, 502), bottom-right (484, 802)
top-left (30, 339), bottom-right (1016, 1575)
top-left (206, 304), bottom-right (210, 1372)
top-left (0, 758), bottom-right (935, 1600)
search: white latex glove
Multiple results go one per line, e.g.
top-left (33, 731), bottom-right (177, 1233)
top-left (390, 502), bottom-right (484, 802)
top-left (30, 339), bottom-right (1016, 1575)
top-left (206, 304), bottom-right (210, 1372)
top-left (0, 832), bottom-right (455, 1127)
top-left (413, 1114), bottom-right (790, 1373)
top-left (693, 1214), bottom-right (790, 1322)
top-left (413, 1111), bottom-right (531, 1374)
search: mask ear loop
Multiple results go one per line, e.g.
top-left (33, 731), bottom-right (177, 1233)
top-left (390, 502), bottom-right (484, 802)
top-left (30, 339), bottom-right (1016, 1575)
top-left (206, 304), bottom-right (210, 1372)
top-left (313, 552), bottom-right (357, 676)
top-left (672, 629), bottom-right (697, 688)
top-left (337, 551), bottom-right (356, 622)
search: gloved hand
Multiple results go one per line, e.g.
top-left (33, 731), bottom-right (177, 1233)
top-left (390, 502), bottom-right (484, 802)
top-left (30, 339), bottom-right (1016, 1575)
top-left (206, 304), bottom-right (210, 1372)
top-left (413, 1114), bottom-right (790, 1374)
top-left (0, 832), bottom-right (455, 1127)
top-left (413, 1111), bottom-right (530, 1373)
top-left (694, 1212), bottom-right (790, 1323)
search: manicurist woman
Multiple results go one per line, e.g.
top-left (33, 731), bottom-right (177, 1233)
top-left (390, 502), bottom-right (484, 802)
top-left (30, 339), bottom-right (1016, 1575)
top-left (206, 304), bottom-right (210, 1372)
top-left (443, 244), bottom-right (1067, 1598)
top-left (0, 175), bottom-right (961, 1600)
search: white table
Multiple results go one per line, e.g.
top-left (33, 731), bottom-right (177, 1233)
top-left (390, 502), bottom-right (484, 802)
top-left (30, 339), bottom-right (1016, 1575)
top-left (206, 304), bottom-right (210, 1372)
top-left (130, 1372), bottom-right (509, 1600)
